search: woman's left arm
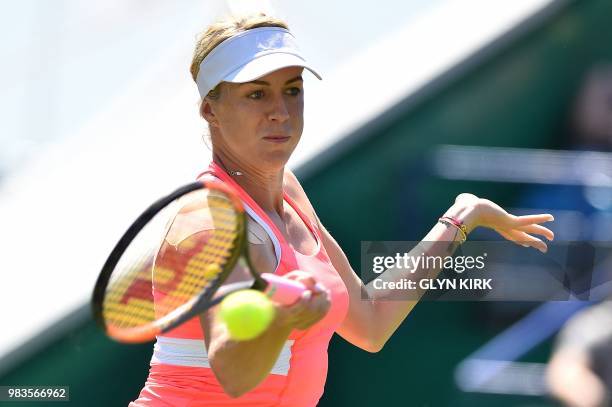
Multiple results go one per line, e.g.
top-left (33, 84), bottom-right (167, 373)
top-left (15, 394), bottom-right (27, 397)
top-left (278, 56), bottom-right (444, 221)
top-left (284, 173), bottom-right (554, 353)
top-left (322, 194), bottom-right (553, 353)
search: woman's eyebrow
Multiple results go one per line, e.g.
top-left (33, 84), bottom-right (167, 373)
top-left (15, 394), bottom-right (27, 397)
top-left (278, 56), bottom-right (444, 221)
top-left (241, 75), bottom-right (304, 87)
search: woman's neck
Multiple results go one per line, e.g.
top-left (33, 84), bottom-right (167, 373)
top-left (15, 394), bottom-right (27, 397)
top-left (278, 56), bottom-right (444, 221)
top-left (213, 153), bottom-right (285, 215)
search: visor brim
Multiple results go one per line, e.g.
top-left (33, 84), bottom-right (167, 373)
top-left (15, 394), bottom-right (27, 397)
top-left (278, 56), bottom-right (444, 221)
top-left (222, 52), bottom-right (322, 84)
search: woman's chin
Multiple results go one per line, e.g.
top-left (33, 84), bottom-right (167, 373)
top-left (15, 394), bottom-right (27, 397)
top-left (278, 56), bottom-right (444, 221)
top-left (259, 147), bottom-right (296, 166)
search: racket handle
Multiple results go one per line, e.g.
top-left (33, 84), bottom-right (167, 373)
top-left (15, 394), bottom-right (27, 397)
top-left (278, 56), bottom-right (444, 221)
top-left (261, 273), bottom-right (306, 305)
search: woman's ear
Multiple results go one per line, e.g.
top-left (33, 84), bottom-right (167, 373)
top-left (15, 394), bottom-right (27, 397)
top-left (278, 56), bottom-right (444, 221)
top-left (200, 99), bottom-right (219, 128)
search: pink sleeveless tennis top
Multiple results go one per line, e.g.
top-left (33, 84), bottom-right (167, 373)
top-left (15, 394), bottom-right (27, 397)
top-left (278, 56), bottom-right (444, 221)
top-left (130, 162), bottom-right (349, 407)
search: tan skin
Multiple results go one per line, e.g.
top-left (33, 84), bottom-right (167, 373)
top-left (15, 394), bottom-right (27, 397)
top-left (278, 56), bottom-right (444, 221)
top-left (198, 66), bottom-right (555, 397)
top-left (547, 349), bottom-right (609, 407)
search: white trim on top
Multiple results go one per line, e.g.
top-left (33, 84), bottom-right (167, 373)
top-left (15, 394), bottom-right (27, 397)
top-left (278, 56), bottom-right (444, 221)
top-left (243, 202), bottom-right (282, 272)
top-left (153, 336), bottom-right (295, 376)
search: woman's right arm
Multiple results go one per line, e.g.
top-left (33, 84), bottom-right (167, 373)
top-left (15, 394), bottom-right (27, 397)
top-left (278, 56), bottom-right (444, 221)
top-left (200, 270), bottom-right (330, 398)
top-left (166, 193), bottom-right (330, 397)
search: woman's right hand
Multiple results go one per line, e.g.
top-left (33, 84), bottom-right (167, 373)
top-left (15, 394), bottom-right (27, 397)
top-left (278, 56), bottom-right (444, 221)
top-left (274, 270), bottom-right (331, 330)
top-left (203, 269), bottom-right (330, 398)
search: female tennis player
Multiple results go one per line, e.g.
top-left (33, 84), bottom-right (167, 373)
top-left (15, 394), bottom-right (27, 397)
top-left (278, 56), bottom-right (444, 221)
top-left (130, 13), bottom-right (555, 406)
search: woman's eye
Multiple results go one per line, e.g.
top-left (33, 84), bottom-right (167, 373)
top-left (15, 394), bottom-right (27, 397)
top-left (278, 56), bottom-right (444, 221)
top-left (286, 87), bottom-right (302, 96)
top-left (248, 90), bottom-right (264, 99)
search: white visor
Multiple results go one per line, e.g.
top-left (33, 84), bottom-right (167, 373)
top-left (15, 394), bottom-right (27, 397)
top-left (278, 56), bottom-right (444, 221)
top-left (196, 27), bottom-right (322, 98)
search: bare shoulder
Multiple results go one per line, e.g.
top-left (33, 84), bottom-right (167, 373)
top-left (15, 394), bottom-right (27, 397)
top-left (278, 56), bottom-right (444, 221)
top-left (283, 169), bottom-right (318, 221)
top-left (282, 169), bottom-right (303, 199)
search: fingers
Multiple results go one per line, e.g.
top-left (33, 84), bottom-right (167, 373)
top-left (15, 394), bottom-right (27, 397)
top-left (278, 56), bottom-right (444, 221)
top-left (496, 229), bottom-right (515, 242)
top-left (517, 223), bottom-right (555, 241)
top-left (500, 229), bottom-right (548, 253)
top-left (303, 291), bottom-right (331, 328)
top-left (274, 270), bottom-right (331, 330)
top-left (512, 214), bottom-right (554, 227)
top-left (282, 270), bottom-right (328, 298)
top-left (282, 287), bottom-right (331, 330)
top-left (497, 213), bottom-right (555, 252)
top-left (283, 270), bottom-right (317, 290)
top-left (298, 288), bottom-right (330, 315)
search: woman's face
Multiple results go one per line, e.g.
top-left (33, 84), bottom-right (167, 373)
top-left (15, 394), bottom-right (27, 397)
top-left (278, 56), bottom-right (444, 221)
top-left (206, 66), bottom-right (305, 173)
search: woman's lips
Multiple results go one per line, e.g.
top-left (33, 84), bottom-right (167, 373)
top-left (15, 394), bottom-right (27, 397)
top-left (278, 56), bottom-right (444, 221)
top-left (262, 135), bottom-right (291, 143)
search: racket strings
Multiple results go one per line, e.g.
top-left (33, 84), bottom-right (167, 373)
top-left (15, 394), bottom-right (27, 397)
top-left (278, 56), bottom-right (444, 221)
top-left (102, 192), bottom-right (241, 331)
top-left (155, 196), bottom-right (237, 308)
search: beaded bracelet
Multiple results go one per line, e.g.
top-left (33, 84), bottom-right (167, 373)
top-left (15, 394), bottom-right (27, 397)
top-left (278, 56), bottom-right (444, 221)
top-left (438, 216), bottom-right (468, 244)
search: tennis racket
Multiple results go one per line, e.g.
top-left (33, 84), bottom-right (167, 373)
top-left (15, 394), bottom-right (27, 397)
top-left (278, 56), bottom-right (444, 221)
top-left (91, 179), bottom-right (306, 343)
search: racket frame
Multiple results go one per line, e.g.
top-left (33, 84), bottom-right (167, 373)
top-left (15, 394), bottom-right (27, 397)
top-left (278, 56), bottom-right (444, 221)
top-left (92, 180), bottom-right (267, 343)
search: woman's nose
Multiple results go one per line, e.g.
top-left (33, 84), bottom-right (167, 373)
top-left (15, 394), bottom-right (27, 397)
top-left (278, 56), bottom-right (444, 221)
top-left (268, 96), bottom-right (290, 122)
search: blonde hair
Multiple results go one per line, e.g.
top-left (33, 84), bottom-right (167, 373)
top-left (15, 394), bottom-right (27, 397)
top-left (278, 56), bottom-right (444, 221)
top-left (190, 13), bottom-right (289, 99)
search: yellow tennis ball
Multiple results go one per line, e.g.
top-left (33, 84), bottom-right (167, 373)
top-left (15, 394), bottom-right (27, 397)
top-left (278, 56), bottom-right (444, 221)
top-left (219, 290), bottom-right (275, 341)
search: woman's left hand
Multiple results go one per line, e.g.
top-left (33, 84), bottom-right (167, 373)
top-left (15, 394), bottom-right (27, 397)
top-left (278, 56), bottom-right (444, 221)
top-left (454, 193), bottom-right (555, 253)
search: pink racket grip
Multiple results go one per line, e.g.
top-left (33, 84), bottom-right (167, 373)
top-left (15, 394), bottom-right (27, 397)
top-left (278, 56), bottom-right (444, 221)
top-left (261, 273), bottom-right (306, 305)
